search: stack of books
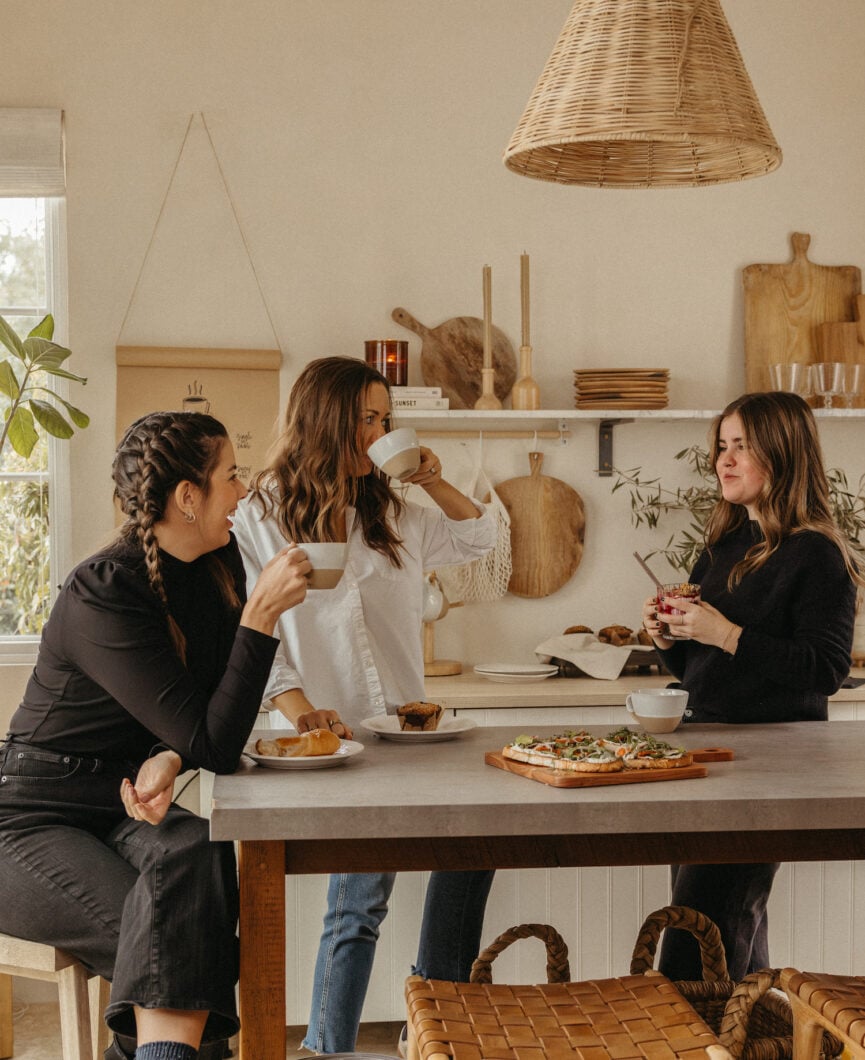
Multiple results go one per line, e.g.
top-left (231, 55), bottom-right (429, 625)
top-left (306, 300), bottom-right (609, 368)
top-left (390, 386), bottom-right (449, 410)
top-left (573, 368), bottom-right (669, 410)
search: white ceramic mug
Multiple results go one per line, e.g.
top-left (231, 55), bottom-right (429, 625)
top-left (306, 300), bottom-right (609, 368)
top-left (625, 688), bottom-right (689, 734)
top-left (300, 542), bottom-right (347, 590)
top-left (421, 576), bottom-right (449, 622)
top-left (367, 427), bottom-right (421, 481)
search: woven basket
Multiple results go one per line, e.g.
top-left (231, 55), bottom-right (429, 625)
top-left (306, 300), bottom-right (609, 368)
top-left (631, 905), bottom-right (843, 1060)
top-left (504, 0), bottom-right (782, 187)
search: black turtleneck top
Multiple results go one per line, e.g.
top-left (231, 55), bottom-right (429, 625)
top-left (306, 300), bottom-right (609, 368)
top-left (658, 521), bottom-right (855, 723)
top-left (7, 534), bottom-right (277, 773)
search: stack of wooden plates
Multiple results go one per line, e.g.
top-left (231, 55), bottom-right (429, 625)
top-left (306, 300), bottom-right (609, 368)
top-left (574, 369), bottom-right (669, 409)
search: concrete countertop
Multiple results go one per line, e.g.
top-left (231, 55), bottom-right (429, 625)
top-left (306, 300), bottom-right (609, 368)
top-left (212, 720), bottom-right (865, 843)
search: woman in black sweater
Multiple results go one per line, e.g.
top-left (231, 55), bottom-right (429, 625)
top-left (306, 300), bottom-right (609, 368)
top-left (0, 412), bottom-right (309, 1060)
top-left (641, 391), bottom-right (862, 981)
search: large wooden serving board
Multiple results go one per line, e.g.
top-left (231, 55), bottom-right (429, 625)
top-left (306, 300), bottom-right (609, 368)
top-left (485, 750), bottom-right (708, 787)
top-left (495, 452), bottom-right (585, 598)
top-left (743, 232), bottom-right (861, 393)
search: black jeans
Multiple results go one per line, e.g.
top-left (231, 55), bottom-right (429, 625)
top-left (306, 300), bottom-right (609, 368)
top-left (0, 741), bottom-right (239, 1052)
top-left (657, 862), bottom-right (781, 981)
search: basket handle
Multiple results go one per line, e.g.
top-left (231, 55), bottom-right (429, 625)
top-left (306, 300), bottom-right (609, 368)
top-left (630, 905), bottom-right (729, 983)
top-left (470, 923), bottom-right (570, 984)
top-left (717, 968), bottom-right (782, 1060)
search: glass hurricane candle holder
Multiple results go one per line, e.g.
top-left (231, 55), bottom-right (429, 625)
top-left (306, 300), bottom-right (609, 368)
top-left (365, 340), bottom-right (408, 386)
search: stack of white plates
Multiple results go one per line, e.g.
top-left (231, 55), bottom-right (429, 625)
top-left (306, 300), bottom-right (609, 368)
top-left (473, 663), bottom-right (559, 684)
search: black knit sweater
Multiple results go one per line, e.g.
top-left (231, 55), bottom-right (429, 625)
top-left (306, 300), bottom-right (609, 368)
top-left (657, 521), bottom-right (855, 723)
top-left (8, 534), bottom-right (277, 772)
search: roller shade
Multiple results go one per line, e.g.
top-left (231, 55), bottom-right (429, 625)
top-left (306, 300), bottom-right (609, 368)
top-left (0, 108), bottom-right (65, 196)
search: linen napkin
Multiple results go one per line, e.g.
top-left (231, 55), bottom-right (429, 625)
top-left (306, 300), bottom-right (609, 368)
top-left (535, 633), bottom-right (654, 681)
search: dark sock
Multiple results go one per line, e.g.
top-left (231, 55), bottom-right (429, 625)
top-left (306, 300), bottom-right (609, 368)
top-left (134, 1044), bottom-right (198, 1060)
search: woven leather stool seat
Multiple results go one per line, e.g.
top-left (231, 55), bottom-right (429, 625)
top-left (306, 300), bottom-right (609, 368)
top-left (780, 969), bottom-right (860, 1059)
top-left (405, 972), bottom-right (731, 1059)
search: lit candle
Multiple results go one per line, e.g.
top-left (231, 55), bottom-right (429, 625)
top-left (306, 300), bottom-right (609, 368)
top-left (483, 265), bottom-right (492, 370)
top-left (520, 252), bottom-right (530, 348)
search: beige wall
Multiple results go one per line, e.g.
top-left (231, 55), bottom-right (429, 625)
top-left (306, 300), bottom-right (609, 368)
top-left (2, 0), bottom-right (865, 664)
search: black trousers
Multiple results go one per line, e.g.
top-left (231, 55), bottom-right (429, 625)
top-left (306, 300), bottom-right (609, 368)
top-left (0, 741), bottom-right (239, 1053)
top-left (657, 862), bottom-right (781, 981)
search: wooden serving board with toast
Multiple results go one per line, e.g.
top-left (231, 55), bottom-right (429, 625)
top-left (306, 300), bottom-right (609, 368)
top-left (484, 747), bottom-right (733, 789)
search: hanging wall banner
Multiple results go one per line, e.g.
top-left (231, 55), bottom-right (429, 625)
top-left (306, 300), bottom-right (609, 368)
top-left (115, 345), bottom-right (281, 483)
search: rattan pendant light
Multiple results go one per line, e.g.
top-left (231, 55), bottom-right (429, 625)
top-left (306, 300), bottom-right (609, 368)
top-left (504, 0), bottom-right (781, 188)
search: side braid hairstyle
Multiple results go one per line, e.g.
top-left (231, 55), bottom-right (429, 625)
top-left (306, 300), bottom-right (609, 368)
top-left (112, 411), bottom-right (238, 659)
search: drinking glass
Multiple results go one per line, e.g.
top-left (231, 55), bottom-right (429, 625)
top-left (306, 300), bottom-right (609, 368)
top-left (813, 362), bottom-right (846, 409)
top-left (769, 362), bottom-right (813, 397)
top-left (841, 363), bottom-right (864, 408)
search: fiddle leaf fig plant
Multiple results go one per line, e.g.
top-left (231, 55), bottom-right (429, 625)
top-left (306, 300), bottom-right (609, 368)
top-left (613, 446), bottom-right (865, 576)
top-left (0, 311), bottom-right (89, 460)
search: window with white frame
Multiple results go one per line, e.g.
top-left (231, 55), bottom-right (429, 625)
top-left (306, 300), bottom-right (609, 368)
top-left (0, 110), bottom-right (68, 656)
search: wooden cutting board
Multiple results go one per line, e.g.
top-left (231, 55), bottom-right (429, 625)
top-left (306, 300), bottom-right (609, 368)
top-left (391, 307), bottom-right (517, 408)
top-left (743, 232), bottom-right (862, 392)
top-left (495, 452), bottom-right (585, 598)
top-left (485, 750), bottom-right (708, 787)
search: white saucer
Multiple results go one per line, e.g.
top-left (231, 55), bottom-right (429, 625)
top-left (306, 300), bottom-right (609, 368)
top-left (473, 663), bottom-right (558, 683)
top-left (244, 734), bottom-right (364, 769)
top-left (360, 715), bottom-right (476, 743)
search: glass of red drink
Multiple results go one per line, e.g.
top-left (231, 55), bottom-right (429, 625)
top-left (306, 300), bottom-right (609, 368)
top-left (656, 582), bottom-right (701, 639)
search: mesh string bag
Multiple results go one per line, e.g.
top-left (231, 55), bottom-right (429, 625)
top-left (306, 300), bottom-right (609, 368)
top-left (437, 441), bottom-right (512, 603)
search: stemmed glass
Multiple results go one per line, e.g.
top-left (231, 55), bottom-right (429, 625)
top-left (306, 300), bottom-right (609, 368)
top-left (812, 362), bottom-right (846, 409)
top-left (769, 362), bottom-right (814, 399)
top-left (841, 363), bottom-right (864, 408)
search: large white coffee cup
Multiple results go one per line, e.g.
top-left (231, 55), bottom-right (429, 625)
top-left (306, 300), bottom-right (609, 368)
top-left (367, 427), bottom-right (421, 481)
top-left (300, 543), bottom-right (347, 590)
top-left (625, 688), bottom-right (689, 734)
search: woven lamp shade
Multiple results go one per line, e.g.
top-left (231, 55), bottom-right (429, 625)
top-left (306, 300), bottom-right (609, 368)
top-left (504, 0), bottom-right (782, 188)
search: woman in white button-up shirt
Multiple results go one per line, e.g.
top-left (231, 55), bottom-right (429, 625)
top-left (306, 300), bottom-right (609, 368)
top-left (232, 356), bottom-right (496, 1055)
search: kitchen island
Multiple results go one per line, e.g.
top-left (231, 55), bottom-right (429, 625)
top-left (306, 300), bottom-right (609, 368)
top-left (212, 720), bottom-right (865, 1060)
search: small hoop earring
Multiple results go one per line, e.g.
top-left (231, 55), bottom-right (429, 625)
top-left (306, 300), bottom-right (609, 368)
top-left (184, 510), bottom-right (196, 524)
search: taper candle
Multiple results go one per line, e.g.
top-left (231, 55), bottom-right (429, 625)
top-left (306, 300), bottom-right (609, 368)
top-left (520, 252), bottom-right (530, 348)
top-left (482, 264), bottom-right (492, 370)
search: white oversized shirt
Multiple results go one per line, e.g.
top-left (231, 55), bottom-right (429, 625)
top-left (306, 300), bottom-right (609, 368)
top-left (232, 492), bottom-right (496, 728)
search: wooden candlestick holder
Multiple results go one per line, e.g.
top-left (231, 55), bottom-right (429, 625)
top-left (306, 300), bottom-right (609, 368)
top-left (474, 366), bottom-right (502, 410)
top-left (423, 621), bottom-right (462, 677)
top-left (511, 345), bottom-right (540, 409)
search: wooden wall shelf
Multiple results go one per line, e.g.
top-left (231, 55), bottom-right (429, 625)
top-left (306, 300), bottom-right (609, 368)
top-left (394, 407), bottom-right (863, 475)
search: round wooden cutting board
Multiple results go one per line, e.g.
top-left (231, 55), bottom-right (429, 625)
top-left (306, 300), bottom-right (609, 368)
top-left (495, 453), bottom-right (585, 598)
top-left (391, 307), bottom-right (517, 408)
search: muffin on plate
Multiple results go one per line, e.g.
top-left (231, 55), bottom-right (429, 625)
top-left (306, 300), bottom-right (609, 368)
top-left (397, 701), bottom-right (442, 731)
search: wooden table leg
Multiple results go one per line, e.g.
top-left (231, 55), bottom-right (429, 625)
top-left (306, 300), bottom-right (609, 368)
top-left (237, 840), bottom-right (286, 1060)
top-left (0, 972), bottom-right (12, 1059)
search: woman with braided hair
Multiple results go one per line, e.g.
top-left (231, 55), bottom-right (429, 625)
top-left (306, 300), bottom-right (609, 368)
top-left (0, 411), bottom-right (309, 1060)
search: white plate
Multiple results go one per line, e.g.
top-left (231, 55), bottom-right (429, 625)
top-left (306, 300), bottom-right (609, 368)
top-left (473, 663), bottom-right (558, 683)
top-left (360, 715), bottom-right (477, 743)
top-left (244, 736), bottom-right (364, 769)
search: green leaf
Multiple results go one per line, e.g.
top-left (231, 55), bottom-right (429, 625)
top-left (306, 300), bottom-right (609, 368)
top-left (0, 316), bottom-right (25, 360)
top-left (7, 406), bottom-right (38, 458)
top-left (25, 337), bottom-right (72, 369)
top-left (0, 360), bottom-right (21, 400)
top-left (29, 399), bottom-right (74, 439)
top-left (57, 398), bottom-right (90, 428)
top-left (35, 365), bottom-right (87, 385)
top-left (27, 314), bottom-right (55, 340)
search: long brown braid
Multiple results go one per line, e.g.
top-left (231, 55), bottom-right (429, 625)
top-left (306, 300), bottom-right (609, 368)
top-left (112, 411), bottom-right (239, 658)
